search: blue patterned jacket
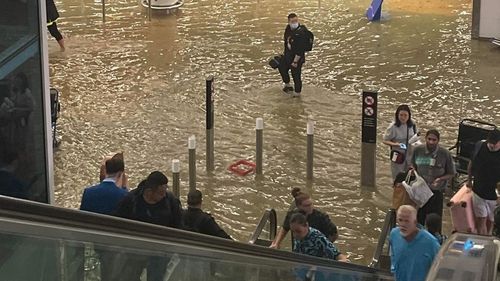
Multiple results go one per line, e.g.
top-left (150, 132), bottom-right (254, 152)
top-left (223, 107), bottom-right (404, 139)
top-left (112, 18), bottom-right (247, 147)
top-left (293, 227), bottom-right (340, 260)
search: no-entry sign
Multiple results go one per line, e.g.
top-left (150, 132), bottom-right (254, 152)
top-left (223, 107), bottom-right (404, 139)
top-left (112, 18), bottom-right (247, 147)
top-left (362, 91), bottom-right (378, 143)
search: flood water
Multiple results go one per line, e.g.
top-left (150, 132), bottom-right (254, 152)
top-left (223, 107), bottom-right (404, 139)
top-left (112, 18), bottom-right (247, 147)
top-left (49, 0), bottom-right (500, 264)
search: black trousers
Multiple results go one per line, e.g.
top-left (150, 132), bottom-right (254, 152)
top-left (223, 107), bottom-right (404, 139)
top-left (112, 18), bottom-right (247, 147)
top-left (47, 22), bottom-right (63, 41)
top-left (278, 55), bottom-right (303, 93)
top-left (417, 189), bottom-right (444, 229)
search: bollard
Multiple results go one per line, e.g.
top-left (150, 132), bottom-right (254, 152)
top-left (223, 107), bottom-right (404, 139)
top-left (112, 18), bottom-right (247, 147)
top-left (102, 0), bottom-right (106, 23)
top-left (148, 0), bottom-right (152, 21)
top-left (256, 118), bottom-right (264, 175)
top-left (206, 76), bottom-right (215, 172)
top-left (306, 119), bottom-right (314, 181)
top-left (172, 159), bottom-right (180, 198)
top-left (188, 135), bottom-right (196, 192)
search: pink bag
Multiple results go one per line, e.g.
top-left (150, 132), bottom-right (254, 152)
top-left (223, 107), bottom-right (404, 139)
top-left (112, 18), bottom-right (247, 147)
top-left (448, 184), bottom-right (476, 234)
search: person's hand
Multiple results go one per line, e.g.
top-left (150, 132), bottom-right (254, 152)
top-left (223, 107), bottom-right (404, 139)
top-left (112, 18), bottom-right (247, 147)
top-left (432, 177), bottom-right (442, 188)
top-left (466, 180), bottom-right (473, 191)
top-left (291, 62), bottom-right (298, 68)
top-left (269, 242), bottom-right (279, 249)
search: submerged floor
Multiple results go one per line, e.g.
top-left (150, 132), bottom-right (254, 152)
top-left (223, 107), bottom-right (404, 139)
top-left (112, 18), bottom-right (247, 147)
top-left (49, 0), bottom-right (500, 264)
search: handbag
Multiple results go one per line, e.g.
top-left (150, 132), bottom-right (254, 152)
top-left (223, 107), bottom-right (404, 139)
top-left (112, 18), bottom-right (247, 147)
top-left (390, 150), bottom-right (405, 164)
top-left (402, 171), bottom-right (434, 208)
top-left (392, 181), bottom-right (416, 210)
top-left (269, 55), bottom-right (283, 69)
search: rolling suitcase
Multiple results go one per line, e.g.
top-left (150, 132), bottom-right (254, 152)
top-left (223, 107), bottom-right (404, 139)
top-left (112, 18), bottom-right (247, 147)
top-left (447, 184), bottom-right (476, 234)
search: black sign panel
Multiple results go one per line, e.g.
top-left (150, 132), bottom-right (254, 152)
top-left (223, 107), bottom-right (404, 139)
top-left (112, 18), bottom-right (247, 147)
top-left (206, 76), bottom-right (214, 130)
top-left (362, 91), bottom-right (378, 143)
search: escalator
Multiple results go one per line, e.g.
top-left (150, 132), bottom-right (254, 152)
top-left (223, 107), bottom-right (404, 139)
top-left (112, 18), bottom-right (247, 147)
top-left (0, 196), bottom-right (394, 281)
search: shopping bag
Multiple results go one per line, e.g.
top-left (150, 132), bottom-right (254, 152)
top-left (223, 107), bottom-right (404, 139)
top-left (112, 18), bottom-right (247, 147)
top-left (402, 171), bottom-right (433, 208)
top-left (392, 182), bottom-right (416, 210)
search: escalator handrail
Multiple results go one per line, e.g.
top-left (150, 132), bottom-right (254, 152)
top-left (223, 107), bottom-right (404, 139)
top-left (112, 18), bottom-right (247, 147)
top-left (248, 208), bottom-right (277, 244)
top-left (370, 208), bottom-right (396, 268)
top-left (0, 196), bottom-right (393, 277)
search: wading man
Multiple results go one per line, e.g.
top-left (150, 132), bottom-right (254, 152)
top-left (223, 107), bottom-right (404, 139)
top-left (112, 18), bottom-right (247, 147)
top-left (279, 13), bottom-right (312, 97)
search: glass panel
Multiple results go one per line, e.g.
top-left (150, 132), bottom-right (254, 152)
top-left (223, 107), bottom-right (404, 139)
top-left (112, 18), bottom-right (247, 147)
top-left (0, 0), bottom-right (48, 202)
top-left (0, 218), bottom-right (395, 281)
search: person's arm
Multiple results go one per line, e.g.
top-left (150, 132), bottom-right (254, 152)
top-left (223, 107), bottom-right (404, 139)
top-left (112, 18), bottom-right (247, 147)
top-left (320, 235), bottom-right (343, 261)
top-left (270, 227), bottom-right (288, 248)
top-left (205, 215), bottom-right (232, 240)
top-left (114, 195), bottom-right (133, 218)
top-left (79, 189), bottom-right (88, 211)
top-left (432, 153), bottom-right (456, 187)
top-left (172, 197), bottom-right (184, 229)
top-left (382, 124), bottom-right (399, 147)
top-left (467, 160), bottom-right (473, 189)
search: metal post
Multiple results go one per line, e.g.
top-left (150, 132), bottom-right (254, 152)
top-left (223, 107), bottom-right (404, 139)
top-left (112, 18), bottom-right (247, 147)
top-left (206, 76), bottom-right (215, 172)
top-left (188, 135), bottom-right (196, 192)
top-left (256, 118), bottom-right (264, 175)
top-left (172, 159), bottom-right (180, 198)
top-left (102, 0), bottom-right (106, 23)
top-left (306, 120), bottom-right (314, 181)
top-left (148, 0), bottom-right (152, 21)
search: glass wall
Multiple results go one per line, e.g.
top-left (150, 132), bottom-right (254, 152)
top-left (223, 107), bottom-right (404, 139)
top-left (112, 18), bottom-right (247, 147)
top-left (0, 0), bottom-right (52, 203)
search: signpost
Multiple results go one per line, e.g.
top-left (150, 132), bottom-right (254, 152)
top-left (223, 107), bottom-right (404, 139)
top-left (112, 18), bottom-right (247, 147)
top-left (361, 91), bottom-right (378, 188)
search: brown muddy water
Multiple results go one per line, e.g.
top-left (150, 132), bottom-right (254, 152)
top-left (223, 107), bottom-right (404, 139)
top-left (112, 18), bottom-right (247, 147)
top-left (48, 0), bottom-right (500, 264)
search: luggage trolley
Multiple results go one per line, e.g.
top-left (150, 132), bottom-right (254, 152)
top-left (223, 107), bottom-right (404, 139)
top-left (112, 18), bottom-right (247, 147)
top-left (448, 119), bottom-right (497, 191)
top-left (50, 88), bottom-right (61, 148)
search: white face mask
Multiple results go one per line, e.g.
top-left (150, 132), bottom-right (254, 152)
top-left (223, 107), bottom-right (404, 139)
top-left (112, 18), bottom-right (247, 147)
top-left (289, 23), bottom-right (299, 30)
top-left (487, 143), bottom-right (500, 152)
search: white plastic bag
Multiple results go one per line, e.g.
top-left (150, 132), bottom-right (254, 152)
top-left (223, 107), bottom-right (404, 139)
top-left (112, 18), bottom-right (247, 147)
top-left (402, 171), bottom-right (434, 208)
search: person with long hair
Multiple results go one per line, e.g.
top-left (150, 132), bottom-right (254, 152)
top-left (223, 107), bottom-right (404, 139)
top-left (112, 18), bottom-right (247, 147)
top-left (383, 104), bottom-right (418, 180)
top-left (270, 188), bottom-right (338, 249)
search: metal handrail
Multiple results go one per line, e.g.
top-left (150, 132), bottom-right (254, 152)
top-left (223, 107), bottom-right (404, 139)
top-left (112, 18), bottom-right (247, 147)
top-left (248, 209), bottom-right (277, 245)
top-left (370, 208), bottom-right (396, 268)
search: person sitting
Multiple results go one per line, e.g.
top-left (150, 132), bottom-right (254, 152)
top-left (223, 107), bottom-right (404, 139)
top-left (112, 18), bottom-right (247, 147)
top-left (183, 190), bottom-right (232, 239)
top-left (290, 213), bottom-right (348, 261)
top-left (425, 213), bottom-right (447, 245)
top-left (270, 188), bottom-right (338, 248)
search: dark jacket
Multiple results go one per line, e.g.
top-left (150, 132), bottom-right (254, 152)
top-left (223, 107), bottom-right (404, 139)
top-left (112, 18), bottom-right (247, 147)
top-left (116, 189), bottom-right (183, 228)
top-left (46, 0), bottom-right (60, 22)
top-left (80, 181), bottom-right (128, 215)
top-left (283, 24), bottom-right (307, 61)
top-left (183, 207), bottom-right (232, 239)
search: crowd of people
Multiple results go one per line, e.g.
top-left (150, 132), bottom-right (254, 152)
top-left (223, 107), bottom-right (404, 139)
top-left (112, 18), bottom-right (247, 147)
top-left (384, 104), bottom-right (500, 281)
top-left (79, 154), bottom-right (231, 281)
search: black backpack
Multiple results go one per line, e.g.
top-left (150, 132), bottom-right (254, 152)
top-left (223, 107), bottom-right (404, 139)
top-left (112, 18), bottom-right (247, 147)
top-left (297, 26), bottom-right (314, 52)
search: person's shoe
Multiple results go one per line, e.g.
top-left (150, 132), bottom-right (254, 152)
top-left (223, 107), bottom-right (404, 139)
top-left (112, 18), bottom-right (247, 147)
top-left (292, 92), bottom-right (301, 97)
top-left (282, 86), bottom-right (294, 93)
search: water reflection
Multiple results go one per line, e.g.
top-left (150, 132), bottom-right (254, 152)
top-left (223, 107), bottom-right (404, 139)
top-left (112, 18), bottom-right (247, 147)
top-left (50, 0), bottom-right (500, 264)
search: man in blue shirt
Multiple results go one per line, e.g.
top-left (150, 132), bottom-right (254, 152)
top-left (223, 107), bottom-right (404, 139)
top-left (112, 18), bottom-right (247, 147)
top-left (390, 205), bottom-right (440, 281)
top-left (80, 156), bottom-right (128, 215)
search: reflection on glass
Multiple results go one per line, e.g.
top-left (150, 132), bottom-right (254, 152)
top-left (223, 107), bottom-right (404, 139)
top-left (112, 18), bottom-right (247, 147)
top-left (0, 0), bottom-right (48, 202)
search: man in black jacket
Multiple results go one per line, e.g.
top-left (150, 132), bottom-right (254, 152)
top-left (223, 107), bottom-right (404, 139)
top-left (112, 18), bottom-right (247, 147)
top-left (279, 13), bottom-right (307, 97)
top-left (115, 171), bottom-right (183, 281)
top-left (183, 190), bottom-right (232, 239)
